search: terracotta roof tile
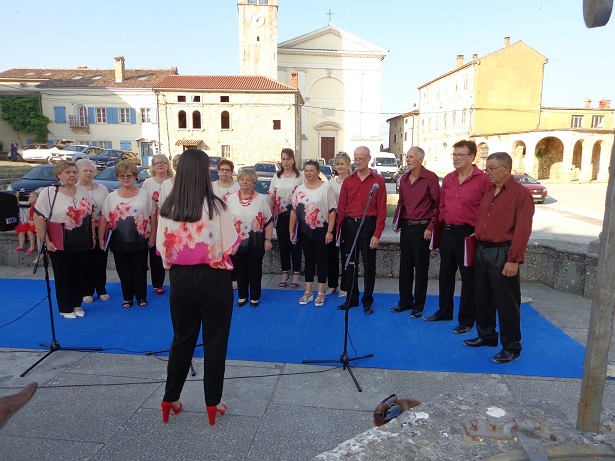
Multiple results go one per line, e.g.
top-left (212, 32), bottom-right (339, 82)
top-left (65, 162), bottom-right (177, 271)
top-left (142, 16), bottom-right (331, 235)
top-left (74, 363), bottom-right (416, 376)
top-left (154, 75), bottom-right (299, 92)
top-left (0, 67), bottom-right (178, 89)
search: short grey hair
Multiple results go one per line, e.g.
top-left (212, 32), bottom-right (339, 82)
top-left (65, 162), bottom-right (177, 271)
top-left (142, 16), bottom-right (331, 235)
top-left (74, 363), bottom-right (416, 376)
top-left (237, 167), bottom-right (258, 184)
top-left (487, 152), bottom-right (512, 169)
top-left (408, 146), bottom-right (425, 159)
top-left (76, 158), bottom-right (96, 172)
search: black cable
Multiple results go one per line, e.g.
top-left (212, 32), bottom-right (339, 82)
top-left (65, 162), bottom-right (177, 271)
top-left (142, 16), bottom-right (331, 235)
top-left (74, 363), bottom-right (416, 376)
top-left (0, 297), bottom-right (47, 329)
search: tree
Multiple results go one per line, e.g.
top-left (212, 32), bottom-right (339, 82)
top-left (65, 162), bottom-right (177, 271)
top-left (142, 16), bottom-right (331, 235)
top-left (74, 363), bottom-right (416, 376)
top-left (0, 96), bottom-right (50, 143)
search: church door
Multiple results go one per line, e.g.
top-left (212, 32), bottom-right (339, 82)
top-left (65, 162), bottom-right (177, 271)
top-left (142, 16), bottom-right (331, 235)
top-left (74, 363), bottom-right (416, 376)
top-left (321, 137), bottom-right (335, 162)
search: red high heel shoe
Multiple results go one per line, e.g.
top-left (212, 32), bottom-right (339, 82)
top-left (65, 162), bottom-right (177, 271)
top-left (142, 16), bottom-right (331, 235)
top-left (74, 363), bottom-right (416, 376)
top-left (161, 401), bottom-right (182, 423)
top-left (206, 403), bottom-right (226, 426)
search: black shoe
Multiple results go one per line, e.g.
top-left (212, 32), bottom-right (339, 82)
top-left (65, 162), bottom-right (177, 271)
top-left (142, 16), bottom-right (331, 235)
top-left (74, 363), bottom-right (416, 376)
top-left (250, 300), bottom-right (259, 308)
top-left (390, 305), bottom-right (410, 313)
top-left (410, 309), bottom-right (423, 319)
top-left (492, 349), bottom-right (521, 364)
top-left (453, 325), bottom-right (472, 335)
top-left (423, 314), bottom-right (453, 322)
top-left (237, 299), bottom-right (247, 307)
top-left (337, 302), bottom-right (358, 310)
top-left (363, 304), bottom-right (373, 315)
top-left (463, 337), bottom-right (498, 348)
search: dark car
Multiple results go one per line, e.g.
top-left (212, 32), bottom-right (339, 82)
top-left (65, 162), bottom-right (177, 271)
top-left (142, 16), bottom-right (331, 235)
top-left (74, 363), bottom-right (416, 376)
top-left (91, 149), bottom-right (141, 169)
top-left (253, 161), bottom-right (280, 178)
top-left (327, 159), bottom-right (337, 175)
top-left (209, 168), bottom-right (219, 181)
top-left (253, 177), bottom-right (271, 195)
top-left (209, 156), bottom-right (223, 167)
top-left (319, 165), bottom-right (333, 181)
top-left (6, 164), bottom-right (58, 206)
top-left (513, 173), bottom-right (548, 204)
top-left (93, 166), bottom-right (151, 191)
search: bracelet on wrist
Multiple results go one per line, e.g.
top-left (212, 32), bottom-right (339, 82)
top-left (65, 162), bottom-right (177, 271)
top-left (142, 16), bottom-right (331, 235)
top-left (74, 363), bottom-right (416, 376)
top-left (265, 238), bottom-right (272, 242)
top-left (327, 230), bottom-right (333, 233)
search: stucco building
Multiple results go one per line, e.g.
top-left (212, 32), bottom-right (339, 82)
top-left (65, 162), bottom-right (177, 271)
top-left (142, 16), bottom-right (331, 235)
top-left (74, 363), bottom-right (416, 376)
top-left (386, 110), bottom-right (419, 162)
top-left (154, 75), bottom-right (302, 167)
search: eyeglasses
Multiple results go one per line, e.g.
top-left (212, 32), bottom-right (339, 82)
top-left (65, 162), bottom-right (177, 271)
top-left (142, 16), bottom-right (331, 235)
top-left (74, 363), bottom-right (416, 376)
top-left (451, 153), bottom-right (472, 158)
top-left (118, 174), bottom-right (134, 179)
top-left (153, 161), bottom-right (168, 166)
top-left (219, 168), bottom-right (232, 173)
top-left (484, 165), bottom-right (506, 173)
top-left (379, 394), bottom-right (403, 421)
top-left (354, 157), bottom-right (368, 163)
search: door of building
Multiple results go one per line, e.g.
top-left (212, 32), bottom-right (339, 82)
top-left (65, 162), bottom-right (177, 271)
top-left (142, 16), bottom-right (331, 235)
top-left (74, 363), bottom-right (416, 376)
top-left (140, 142), bottom-right (153, 167)
top-left (321, 137), bottom-right (335, 162)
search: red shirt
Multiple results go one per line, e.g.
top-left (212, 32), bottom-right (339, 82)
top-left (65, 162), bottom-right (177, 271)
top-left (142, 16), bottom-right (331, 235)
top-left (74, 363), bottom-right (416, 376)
top-left (336, 169), bottom-right (387, 238)
top-left (439, 165), bottom-right (491, 226)
top-left (475, 175), bottom-right (535, 263)
top-left (396, 167), bottom-right (440, 231)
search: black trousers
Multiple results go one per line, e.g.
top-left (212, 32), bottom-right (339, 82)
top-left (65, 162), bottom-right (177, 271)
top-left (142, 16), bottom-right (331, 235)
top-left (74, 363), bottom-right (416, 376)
top-left (326, 222), bottom-right (344, 290)
top-left (231, 246), bottom-right (265, 301)
top-left (163, 264), bottom-right (233, 407)
top-left (276, 212), bottom-right (302, 273)
top-left (113, 249), bottom-right (148, 302)
top-left (48, 250), bottom-right (87, 314)
top-left (300, 232), bottom-right (328, 283)
top-left (475, 243), bottom-right (522, 352)
top-left (84, 245), bottom-right (109, 297)
top-left (148, 247), bottom-right (166, 289)
top-left (398, 221), bottom-right (430, 310)
top-left (342, 217), bottom-right (377, 306)
top-left (437, 225), bottom-right (476, 326)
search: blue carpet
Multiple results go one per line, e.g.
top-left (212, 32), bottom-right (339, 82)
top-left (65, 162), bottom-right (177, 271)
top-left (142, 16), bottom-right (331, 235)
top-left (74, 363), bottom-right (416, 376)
top-left (0, 278), bottom-right (585, 378)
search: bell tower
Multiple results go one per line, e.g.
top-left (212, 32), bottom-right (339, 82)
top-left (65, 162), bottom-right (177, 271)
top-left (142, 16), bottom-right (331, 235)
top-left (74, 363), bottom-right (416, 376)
top-left (238, 0), bottom-right (279, 80)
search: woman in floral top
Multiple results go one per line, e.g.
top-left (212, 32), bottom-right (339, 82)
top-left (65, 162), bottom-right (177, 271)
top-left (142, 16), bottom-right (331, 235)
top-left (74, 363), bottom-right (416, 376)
top-left (99, 161), bottom-right (157, 308)
top-left (268, 148), bottom-right (303, 289)
top-left (212, 159), bottom-right (240, 202)
top-left (34, 161), bottom-right (94, 319)
top-left (142, 154), bottom-right (173, 295)
top-left (289, 160), bottom-right (337, 307)
top-left (228, 168), bottom-right (273, 307)
top-left (156, 149), bottom-right (240, 426)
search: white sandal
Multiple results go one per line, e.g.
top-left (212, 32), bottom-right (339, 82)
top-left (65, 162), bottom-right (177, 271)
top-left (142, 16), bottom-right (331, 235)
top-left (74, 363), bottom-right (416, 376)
top-left (82, 296), bottom-right (94, 303)
top-left (315, 292), bottom-right (326, 307)
top-left (299, 291), bottom-right (313, 305)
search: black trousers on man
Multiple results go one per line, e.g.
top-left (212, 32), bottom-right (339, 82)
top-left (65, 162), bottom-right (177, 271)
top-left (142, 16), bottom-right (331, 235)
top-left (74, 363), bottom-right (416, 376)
top-left (398, 221), bottom-right (430, 311)
top-left (163, 264), bottom-right (233, 407)
top-left (474, 242), bottom-right (522, 353)
top-left (342, 217), bottom-right (377, 307)
top-left (436, 224), bottom-right (476, 326)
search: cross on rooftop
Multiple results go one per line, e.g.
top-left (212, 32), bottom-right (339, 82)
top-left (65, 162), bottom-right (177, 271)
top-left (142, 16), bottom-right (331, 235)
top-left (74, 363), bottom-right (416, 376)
top-left (326, 9), bottom-right (334, 23)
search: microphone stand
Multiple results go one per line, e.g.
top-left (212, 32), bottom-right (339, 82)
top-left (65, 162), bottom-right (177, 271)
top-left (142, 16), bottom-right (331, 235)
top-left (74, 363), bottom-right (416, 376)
top-left (21, 184), bottom-right (102, 377)
top-left (302, 185), bottom-right (377, 392)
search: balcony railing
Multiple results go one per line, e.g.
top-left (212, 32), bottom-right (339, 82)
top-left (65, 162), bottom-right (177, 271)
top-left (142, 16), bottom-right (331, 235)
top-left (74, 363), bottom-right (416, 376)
top-left (69, 115), bottom-right (89, 129)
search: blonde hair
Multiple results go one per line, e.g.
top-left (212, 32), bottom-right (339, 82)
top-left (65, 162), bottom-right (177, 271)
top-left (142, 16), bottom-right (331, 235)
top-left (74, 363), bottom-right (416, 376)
top-left (150, 154), bottom-right (173, 177)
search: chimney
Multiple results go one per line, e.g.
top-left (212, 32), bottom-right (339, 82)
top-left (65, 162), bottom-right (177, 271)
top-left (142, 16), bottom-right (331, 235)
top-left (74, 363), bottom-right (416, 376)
top-left (599, 99), bottom-right (611, 109)
top-left (170, 66), bottom-right (178, 75)
top-left (584, 98), bottom-right (592, 109)
top-left (456, 54), bottom-right (464, 68)
top-left (290, 72), bottom-right (298, 88)
top-left (504, 37), bottom-right (510, 47)
top-left (472, 54), bottom-right (478, 62)
top-left (77, 65), bottom-right (88, 69)
top-left (114, 56), bottom-right (125, 83)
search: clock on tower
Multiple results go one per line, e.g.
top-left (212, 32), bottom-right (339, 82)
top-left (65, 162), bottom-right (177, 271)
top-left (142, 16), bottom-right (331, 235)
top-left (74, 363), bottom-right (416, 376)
top-left (238, 0), bottom-right (279, 80)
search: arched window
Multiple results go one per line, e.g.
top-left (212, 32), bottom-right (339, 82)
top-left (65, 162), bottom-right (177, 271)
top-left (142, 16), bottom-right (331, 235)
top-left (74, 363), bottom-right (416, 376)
top-left (178, 110), bottom-right (187, 129)
top-left (192, 111), bottom-right (201, 129)
top-left (221, 111), bottom-right (230, 130)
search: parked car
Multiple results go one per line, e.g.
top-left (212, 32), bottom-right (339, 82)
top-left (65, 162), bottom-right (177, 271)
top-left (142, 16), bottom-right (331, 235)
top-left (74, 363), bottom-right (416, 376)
top-left (253, 177), bottom-right (271, 195)
top-left (319, 165), bottom-right (332, 181)
top-left (392, 165), bottom-right (409, 184)
top-left (209, 168), bottom-right (219, 181)
top-left (21, 144), bottom-right (55, 163)
top-left (93, 166), bottom-right (151, 191)
top-left (252, 161), bottom-right (280, 178)
top-left (327, 159), bottom-right (337, 176)
top-left (91, 149), bottom-right (141, 169)
top-left (209, 156), bottom-right (223, 167)
top-left (6, 164), bottom-right (58, 206)
top-left (513, 173), bottom-right (548, 204)
top-left (49, 144), bottom-right (104, 163)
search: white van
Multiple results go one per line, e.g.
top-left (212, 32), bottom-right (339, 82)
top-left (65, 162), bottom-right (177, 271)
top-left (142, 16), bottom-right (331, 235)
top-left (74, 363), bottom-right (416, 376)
top-left (370, 152), bottom-right (398, 182)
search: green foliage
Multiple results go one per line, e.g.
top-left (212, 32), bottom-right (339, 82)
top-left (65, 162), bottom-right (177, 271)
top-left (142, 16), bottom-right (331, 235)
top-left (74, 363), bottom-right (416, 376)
top-left (0, 96), bottom-right (50, 142)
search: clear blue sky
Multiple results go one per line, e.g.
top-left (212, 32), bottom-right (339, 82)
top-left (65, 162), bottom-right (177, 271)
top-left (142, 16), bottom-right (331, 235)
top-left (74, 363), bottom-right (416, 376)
top-left (3, 0), bottom-right (613, 139)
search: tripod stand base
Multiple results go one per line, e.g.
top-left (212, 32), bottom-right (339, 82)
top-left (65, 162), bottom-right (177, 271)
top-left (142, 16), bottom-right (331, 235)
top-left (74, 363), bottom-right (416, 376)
top-left (302, 353), bottom-right (374, 392)
top-left (20, 341), bottom-right (102, 377)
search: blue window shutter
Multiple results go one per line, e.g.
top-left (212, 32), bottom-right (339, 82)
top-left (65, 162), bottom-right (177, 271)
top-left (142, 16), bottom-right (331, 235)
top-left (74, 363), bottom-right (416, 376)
top-left (107, 107), bottom-right (118, 124)
top-left (88, 107), bottom-right (95, 124)
top-left (91, 141), bottom-right (97, 146)
top-left (129, 108), bottom-right (136, 124)
top-left (54, 107), bottom-right (66, 123)
top-left (107, 141), bottom-right (113, 148)
top-left (120, 141), bottom-right (131, 150)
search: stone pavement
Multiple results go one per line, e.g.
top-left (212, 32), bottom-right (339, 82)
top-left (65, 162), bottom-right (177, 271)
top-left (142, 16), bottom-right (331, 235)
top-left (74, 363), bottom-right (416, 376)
top-left (1, 263), bottom-right (615, 460)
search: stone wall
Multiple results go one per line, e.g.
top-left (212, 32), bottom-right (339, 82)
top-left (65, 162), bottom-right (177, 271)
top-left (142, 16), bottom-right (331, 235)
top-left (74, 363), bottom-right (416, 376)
top-left (0, 231), bottom-right (598, 299)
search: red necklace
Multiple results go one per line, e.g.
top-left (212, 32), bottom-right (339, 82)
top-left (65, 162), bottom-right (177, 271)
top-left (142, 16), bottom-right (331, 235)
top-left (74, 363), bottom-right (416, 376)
top-left (239, 190), bottom-right (255, 207)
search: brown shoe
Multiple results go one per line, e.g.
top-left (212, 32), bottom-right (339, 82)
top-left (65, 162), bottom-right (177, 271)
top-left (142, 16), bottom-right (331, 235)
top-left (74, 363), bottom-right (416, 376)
top-left (0, 382), bottom-right (38, 429)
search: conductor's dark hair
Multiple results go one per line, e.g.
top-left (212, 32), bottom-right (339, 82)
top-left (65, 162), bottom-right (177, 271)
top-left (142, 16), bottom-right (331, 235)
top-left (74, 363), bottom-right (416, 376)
top-left (276, 147), bottom-right (300, 178)
top-left (159, 148), bottom-right (226, 222)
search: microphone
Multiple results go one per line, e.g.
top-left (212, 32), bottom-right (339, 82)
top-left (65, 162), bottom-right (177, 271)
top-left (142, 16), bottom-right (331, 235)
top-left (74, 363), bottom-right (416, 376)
top-left (51, 181), bottom-right (66, 187)
top-left (368, 183), bottom-right (379, 197)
